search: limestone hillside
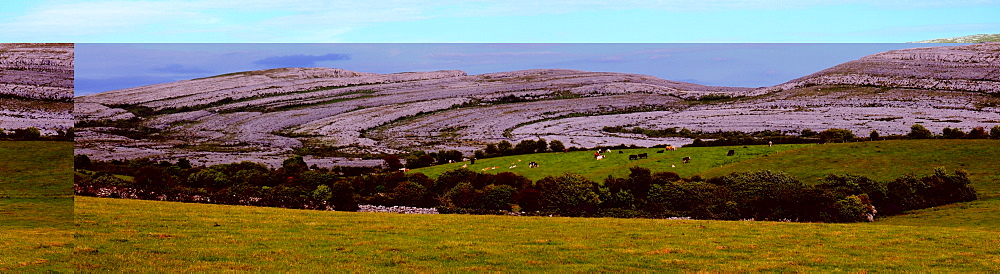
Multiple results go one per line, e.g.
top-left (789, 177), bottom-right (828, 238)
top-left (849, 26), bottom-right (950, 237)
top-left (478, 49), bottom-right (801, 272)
top-left (74, 44), bottom-right (1000, 168)
top-left (0, 43), bottom-right (74, 133)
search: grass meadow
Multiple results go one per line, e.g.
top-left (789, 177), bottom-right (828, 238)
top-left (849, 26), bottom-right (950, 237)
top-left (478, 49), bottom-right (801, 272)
top-left (413, 144), bottom-right (814, 182)
top-left (69, 139), bottom-right (1000, 271)
top-left (74, 196), bottom-right (999, 271)
top-left (0, 141), bottom-right (74, 272)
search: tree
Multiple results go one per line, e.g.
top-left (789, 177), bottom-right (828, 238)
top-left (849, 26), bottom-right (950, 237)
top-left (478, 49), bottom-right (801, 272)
top-left (480, 184), bottom-right (516, 211)
top-left (74, 155), bottom-right (92, 170)
top-left (514, 139), bottom-right (537, 155)
top-left (942, 127), bottom-right (965, 139)
top-left (435, 150), bottom-right (463, 164)
top-left (548, 140), bottom-right (565, 152)
top-left (13, 127), bottom-right (41, 140)
top-left (403, 151), bottom-right (435, 169)
top-left (908, 124), bottom-right (933, 139)
top-left (383, 155), bottom-right (404, 171)
top-left (497, 140), bottom-right (514, 155)
top-left (390, 181), bottom-right (427, 207)
top-left (968, 127), bottom-right (989, 139)
top-left (176, 158), bottom-right (192, 169)
top-left (800, 128), bottom-right (817, 137)
top-left (819, 128), bottom-right (854, 143)
top-left (281, 155), bottom-right (309, 175)
top-left (992, 126), bottom-right (1000, 139)
top-left (535, 138), bottom-right (548, 153)
top-left (536, 173), bottom-right (601, 216)
top-left (869, 130), bottom-right (879, 141)
top-left (484, 144), bottom-right (499, 157)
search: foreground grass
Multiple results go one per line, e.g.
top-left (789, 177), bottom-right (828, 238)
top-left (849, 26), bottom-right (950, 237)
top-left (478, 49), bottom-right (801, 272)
top-left (0, 141), bottom-right (74, 272)
top-left (413, 144), bottom-right (813, 182)
top-left (74, 196), bottom-right (1000, 271)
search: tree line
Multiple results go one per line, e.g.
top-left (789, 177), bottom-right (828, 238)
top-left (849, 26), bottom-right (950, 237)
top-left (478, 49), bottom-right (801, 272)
top-left (74, 155), bottom-right (977, 223)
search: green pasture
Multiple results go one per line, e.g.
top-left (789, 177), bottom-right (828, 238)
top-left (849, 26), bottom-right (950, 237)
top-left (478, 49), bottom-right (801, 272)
top-left (412, 144), bottom-right (814, 182)
top-left (414, 139), bottom-right (1000, 229)
top-left (0, 141), bottom-right (74, 198)
top-left (74, 196), bottom-right (1000, 271)
top-left (0, 141), bottom-right (75, 272)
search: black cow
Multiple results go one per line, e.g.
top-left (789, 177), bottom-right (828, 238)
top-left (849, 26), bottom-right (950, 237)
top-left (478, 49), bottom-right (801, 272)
top-left (727, 150), bottom-right (735, 156)
top-left (657, 150), bottom-right (664, 153)
top-left (638, 153), bottom-right (648, 159)
top-left (618, 151), bottom-right (624, 154)
top-left (682, 157), bottom-right (691, 163)
top-left (629, 155), bottom-right (638, 160)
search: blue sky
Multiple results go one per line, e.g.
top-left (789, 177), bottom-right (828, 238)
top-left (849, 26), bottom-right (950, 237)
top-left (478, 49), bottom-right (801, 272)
top-left (75, 43), bottom-right (963, 95)
top-left (1, 0), bottom-right (998, 42)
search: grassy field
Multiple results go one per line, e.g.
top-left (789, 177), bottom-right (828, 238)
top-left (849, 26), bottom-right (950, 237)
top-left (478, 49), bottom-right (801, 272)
top-left (0, 141), bottom-right (73, 198)
top-left (74, 196), bottom-right (1000, 271)
top-left (68, 139), bottom-right (1000, 270)
top-left (413, 144), bottom-right (814, 182)
top-left (0, 141), bottom-right (74, 272)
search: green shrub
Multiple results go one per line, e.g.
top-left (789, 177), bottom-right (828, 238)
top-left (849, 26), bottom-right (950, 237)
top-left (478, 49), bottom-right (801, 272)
top-left (908, 124), bottom-right (933, 139)
top-left (536, 173), bottom-right (601, 216)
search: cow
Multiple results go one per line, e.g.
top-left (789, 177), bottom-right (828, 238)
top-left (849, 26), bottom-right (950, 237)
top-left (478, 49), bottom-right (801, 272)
top-left (682, 157), bottom-right (691, 163)
top-left (629, 155), bottom-right (638, 160)
top-left (657, 150), bottom-right (664, 153)
top-left (727, 150), bottom-right (735, 156)
top-left (638, 153), bottom-right (648, 159)
top-left (618, 151), bottom-right (624, 154)
top-left (528, 162), bottom-right (539, 168)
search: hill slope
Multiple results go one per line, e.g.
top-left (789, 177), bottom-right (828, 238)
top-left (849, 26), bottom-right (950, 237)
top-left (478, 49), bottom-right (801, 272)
top-left (0, 43), bottom-right (73, 134)
top-left (74, 44), bottom-right (1000, 167)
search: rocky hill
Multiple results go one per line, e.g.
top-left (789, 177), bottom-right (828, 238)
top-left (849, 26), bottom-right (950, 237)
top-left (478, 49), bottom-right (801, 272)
top-left (912, 34), bottom-right (1000, 43)
top-left (760, 43), bottom-right (1000, 94)
top-left (0, 43), bottom-right (74, 134)
top-left (75, 44), bottom-right (1000, 168)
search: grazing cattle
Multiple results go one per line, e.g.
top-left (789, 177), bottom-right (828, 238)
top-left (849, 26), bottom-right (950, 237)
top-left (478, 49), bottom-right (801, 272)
top-left (528, 162), bottom-right (539, 168)
top-left (596, 155), bottom-right (605, 160)
top-left (638, 153), bottom-right (648, 159)
top-left (629, 155), bottom-right (638, 160)
top-left (509, 165), bottom-right (517, 169)
top-left (462, 164), bottom-right (468, 168)
top-left (682, 157), bottom-right (691, 163)
top-left (665, 146), bottom-right (676, 151)
top-left (727, 150), bottom-right (735, 156)
top-left (618, 151), bottom-right (624, 154)
top-left (657, 150), bottom-right (664, 153)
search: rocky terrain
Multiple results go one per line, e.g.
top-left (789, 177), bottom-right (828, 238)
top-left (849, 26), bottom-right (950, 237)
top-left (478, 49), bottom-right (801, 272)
top-left (0, 43), bottom-right (74, 134)
top-left (75, 43), bottom-right (1000, 167)
top-left (913, 34), bottom-right (1000, 43)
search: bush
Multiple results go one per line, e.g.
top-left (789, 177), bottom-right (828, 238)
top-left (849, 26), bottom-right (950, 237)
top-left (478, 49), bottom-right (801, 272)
top-left (819, 128), bottom-right (854, 143)
top-left (908, 124), bottom-right (933, 139)
top-left (480, 184), bottom-right (517, 211)
top-left (536, 173), bottom-right (601, 216)
top-left (548, 140), bottom-right (565, 152)
top-left (968, 127), bottom-right (989, 139)
top-left (708, 170), bottom-right (807, 221)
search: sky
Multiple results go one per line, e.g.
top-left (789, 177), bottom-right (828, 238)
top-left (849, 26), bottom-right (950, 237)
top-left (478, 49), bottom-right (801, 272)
top-left (75, 43), bottom-right (964, 95)
top-left (1, 0), bottom-right (998, 43)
